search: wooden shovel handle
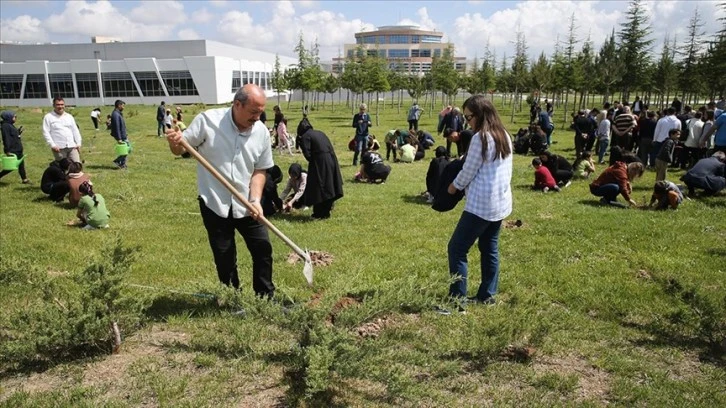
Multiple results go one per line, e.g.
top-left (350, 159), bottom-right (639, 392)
top-left (178, 138), bottom-right (308, 259)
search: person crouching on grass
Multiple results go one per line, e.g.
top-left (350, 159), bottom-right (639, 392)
top-left (649, 180), bottom-right (684, 210)
top-left (75, 181), bottom-right (110, 230)
top-left (655, 129), bottom-right (681, 182)
top-left (589, 161), bottom-right (645, 208)
top-left (532, 157), bottom-right (560, 192)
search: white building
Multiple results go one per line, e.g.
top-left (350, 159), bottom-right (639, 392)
top-left (0, 39), bottom-right (296, 107)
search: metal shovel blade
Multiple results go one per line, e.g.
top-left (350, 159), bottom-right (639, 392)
top-left (302, 249), bottom-right (314, 286)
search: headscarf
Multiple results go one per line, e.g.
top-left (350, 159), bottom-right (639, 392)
top-left (0, 110), bottom-right (15, 123)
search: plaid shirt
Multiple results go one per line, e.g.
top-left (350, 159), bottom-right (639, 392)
top-left (453, 131), bottom-right (513, 221)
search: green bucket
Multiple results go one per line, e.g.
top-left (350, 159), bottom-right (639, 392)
top-left (114, 142), bottom-right (131, 156)
top-left (1, 153), bottom-right (25, 171)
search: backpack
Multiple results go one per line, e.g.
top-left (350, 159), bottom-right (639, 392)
top-left (431, 158), bottom-right (466, 212)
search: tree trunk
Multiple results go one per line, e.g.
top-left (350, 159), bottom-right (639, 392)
top-left (563, 92), bottom-right (569, 130)
top-left (376, 91), bottom-right (380, 127)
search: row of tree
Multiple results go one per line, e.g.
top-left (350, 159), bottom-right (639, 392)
top-left (269, 0), bottom-right (725, 123)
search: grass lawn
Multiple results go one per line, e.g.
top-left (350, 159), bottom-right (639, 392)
top-left (1, 97), bottom-right (725, 407)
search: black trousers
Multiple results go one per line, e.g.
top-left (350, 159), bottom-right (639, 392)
top-left (386, 142), bottom-right (397, 161)
top-left (199, 198), bottom-right (274, 297)
top-left (312, 198), bottom-right (335, 219)
top-left (408, 120), bottom-right (419, 131)
top-left (42, 180), bottom-right (70, 201)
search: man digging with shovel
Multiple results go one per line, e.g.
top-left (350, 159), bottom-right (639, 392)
top-left (166, 84), bottom-right (277, 300)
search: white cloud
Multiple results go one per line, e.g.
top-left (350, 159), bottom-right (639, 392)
top-left (178, 28), bottom-right (200, 40)
top-left (216, 3), bottom-right (374, 60)
top-left (452, 1), bottom-right (621, 61)
top-left (298, 1), bottom-right (317, 8)
top-left (190, 7), bottom-right (215, 24)
top-left (44, 0), bottom-right (178, 42)
top-left (129, 0), bottom-right (185, 25)
top-left (0, 15), bottom-right (48, 43)
top-left (209, 0), bottom-right (228, 8)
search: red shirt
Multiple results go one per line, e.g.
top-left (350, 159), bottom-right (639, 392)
top-left (534, 166), bottom-right (557, 189)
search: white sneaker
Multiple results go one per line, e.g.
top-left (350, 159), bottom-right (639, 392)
top-left (564, 181), bottom-right (572, 188)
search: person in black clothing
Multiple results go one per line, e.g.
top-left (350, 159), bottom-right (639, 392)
top-left (671, 97), bottom-right (682, 114)
top-left (40, 158), bottom-right (71, 202)
top-left (637, 111), bottom-right (657, 166)
top-left (438, 107), bottom-right (464, 157)
top-left (261, 165), bottom-right (283, 217)
top-left (359, 150), bottom-right (390, 183)
top-left (298, 120), bottom-right (344, 219)
top-left (0, 110), bottom-right (29, 184)
top-left (529, 125), bottom-right (548, 155)
top-left (539, 151), bottom-right (573, 186)
top-left (573, 110), bottom-right (595, 160)
top-left (425, 146), bottom-right (449, 202)
top-left (156, 101), bottom-right (166, 137)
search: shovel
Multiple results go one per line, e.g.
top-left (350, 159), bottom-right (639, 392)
top-left (177, 138), bottom-right (314, 286)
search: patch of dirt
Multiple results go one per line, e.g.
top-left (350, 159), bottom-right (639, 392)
top-left (504, 219), bottom-right (525, 229)
top-left (326, 296), bottom-right (361, 324)
top-left (636, 269), bottom-right (653, 280)
top-left (286, 250), bottom-right (334, 267)
top-left (531, 354), bottom-right (611, 403)
top-left (307, 290), bottom-right (325, 308)
top-left (46, 268), bottom-right (69, 277)
top-left (500, 344), bottom-right (536, 362)
top-left (354, 317), bottom-right (390, 338)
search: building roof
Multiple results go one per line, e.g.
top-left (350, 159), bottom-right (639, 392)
top-left (0, 39), bottom-right (296, 66)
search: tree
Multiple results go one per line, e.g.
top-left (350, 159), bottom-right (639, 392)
top-left (652, 34), bottom-right (679, 106)
top-left (595, 30), bottom-right (623, 103)
top-left (678, 7), bottom-right (706, 104)
top-left (406, 75), bottom-right (428, 102)
top-left (530, 52), bottom-right (552, 99)
top-left (617, 0), bottom-right (654, 100)
top-left (270, 54), bottom-right (287, 106)
top-left (322, 74), bottom-right (339, 110)
top-left (430, 44), bottom-right (460, 106)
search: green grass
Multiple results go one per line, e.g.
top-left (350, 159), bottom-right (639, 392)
top-left (1, 98), bottom-right (725, 407)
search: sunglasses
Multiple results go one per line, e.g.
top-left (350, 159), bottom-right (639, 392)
top-left (464, 113), bottom-right (474, 121)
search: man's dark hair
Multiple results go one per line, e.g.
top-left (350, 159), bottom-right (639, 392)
top-left (53, 96), bottom-right (64, 104)
top-left (532, 157), bottom-right (542, 166)
top-left (668, 128), bottom-right (680, 137)
top-left (114, 100), bottom-right (125, 108)
top-left (666, 107), bottom-right (676, 115)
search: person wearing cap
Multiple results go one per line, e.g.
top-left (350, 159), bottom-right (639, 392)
top-left (156, 101), bottom-right (166, 137)
top-left (110, 100), bottom-right (129, 169)
top-left (42, 96), bottom-right (82, 163)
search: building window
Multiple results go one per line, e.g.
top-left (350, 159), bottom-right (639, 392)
top-left (455, 63), bottom-right (466, 71)
top-left (232, 70), bottom-right (241, 92)
top-left (389, 35), bottom-right (410, 44)
top-left (76, 73), bottom-right (100, 98)
top-left (433, 49), bottom-right (441, 57)
top-left (242, 71), bottom-right (250, 86)
top-left (134, 71), bottom-right (165, 97)
top-left (161, 70), bottom-right (198, 96)
top-left (362, 36), bottom-right (377, 44)
top-left (411, 35), bottom-right (420, 44)
top-left (366, 50), bottom-right (379, 57)
top-left (421, 35), bottom-right (441, 43)
top-left (24, 74), bottom-right (48, 99)
top-left (48, 73), bottom-right (75, 99)
top-left (388, 49), bottom-right (410, 58)
top-left (102, 72), bottom-right (139, 98)
top-left (347, 50), bottom-right (354, 58)
top-left (0, 74), bottom-right (23, 99)
top-left (356, 38), bottom-right (362, 44)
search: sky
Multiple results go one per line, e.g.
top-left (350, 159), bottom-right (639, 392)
top-left (1, 0), bottom-right (723, 63)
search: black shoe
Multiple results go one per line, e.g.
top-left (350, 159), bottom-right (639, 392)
top-left (467, 296), bottom-right (496, 305)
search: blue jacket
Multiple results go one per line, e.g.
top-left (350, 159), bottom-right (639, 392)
top-left (111, 109), bottom-right (127, 142)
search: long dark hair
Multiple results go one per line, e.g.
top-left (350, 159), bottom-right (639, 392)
top-left (79, 181), bottom-right (98, 207)
top-left (462, 95), bottom-right (511, 161)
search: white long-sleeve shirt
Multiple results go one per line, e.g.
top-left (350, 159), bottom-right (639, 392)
top-left (42, 111), bottom-right (82, 149)
top-left (653, 115), bottom-right (681, 143)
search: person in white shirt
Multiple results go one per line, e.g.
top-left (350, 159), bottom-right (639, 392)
top-left (650, 107), bottom-right (680, 168)
top-left (166, 84), bottom-right (276, 299)
top-left (90, 108), bottom-right (101, 131)
top-left (42, 97), bottom-right (82, 163)
top-left (681, 112), bottom-right (704, 169)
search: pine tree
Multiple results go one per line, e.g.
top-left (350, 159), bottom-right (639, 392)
top-left (653, 34), bottom-right (678, 106)
top-left (617, 0), bottom-right (654, 100)
top-left (530, 52), bottom-right (552, 99)
top-left (678, 7), bottom-right (705, 105)
top-left (270, 54), bottom-right (287, 106)
top-left (430, 44), bottom-right (460, 105)
top-left (596, 29), bottom-right (623, 103)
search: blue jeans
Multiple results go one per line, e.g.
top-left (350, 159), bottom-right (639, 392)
top-left (590, 183), bottom-right (620, 202)
top-left (545, 127), bottom-right (554, 146)
top-left (114, 141), bottom-right (129, 167)
top-left (352, 135), bottom-right (367, 165)
top-left (447, 211), bottom-right (503, 300)
top-left (598, 138), bottom-right (609, 163)
top-left (157, 120), bottom-right (165, 137)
